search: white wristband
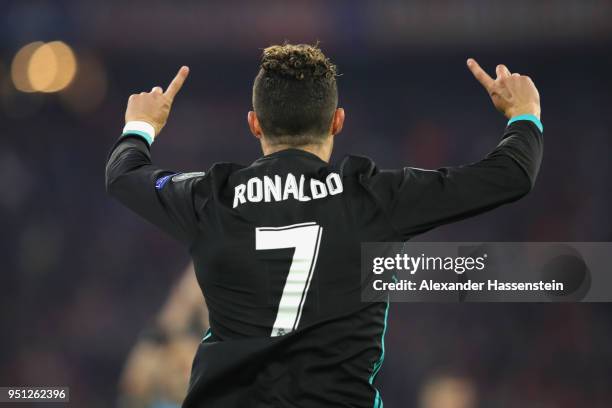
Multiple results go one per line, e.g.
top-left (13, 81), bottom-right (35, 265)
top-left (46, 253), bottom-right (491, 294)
top-left (122, 121), bottom-right (156, 145)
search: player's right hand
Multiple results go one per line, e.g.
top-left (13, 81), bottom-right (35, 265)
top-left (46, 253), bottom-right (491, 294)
top-left (125, 66), bottom-right (190, 137)
top-left (467, 58), bottom-right (541, 120)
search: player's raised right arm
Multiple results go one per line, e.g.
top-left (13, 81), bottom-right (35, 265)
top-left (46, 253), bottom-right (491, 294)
top-left (105, 67), bottom-right (202, 244)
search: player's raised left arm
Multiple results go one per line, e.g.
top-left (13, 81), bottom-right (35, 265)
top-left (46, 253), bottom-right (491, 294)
top-left (105, 66), bottom-right (202, 244)
top-left (368, 60), bottom-right (543, 238)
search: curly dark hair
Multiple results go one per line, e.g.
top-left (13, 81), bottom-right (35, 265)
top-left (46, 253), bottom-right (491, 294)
top-left (260, 43), bottom-right (337, 81)
top-left (253, 43), bottom-right (338, 145)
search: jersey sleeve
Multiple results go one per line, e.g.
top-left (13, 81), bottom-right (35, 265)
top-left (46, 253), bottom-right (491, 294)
top-left (367, 120), bottom-right (543, 238)
top-left (105, 135), bottom-right (205, 245)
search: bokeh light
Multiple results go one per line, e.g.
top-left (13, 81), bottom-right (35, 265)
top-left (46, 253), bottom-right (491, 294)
top-left (11, 41), bottom-right (78, 93)
top-left (11, 41), bottom-right (44, 92)
top-left (28, 41), bottom-right (77, 92)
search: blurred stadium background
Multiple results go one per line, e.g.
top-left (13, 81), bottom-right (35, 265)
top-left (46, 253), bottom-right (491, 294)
top-left (1, 0), bottom-right (611, 407)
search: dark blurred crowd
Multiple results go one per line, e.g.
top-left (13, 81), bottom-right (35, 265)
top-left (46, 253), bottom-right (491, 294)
top-left (1, 1), bottom-right (611, 407)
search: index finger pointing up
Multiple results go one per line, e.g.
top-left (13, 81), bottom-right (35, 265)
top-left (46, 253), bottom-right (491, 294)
top-left (467, 58), bottom-right (494, 92)
top-left (164, 66), bottom-right (190, 101)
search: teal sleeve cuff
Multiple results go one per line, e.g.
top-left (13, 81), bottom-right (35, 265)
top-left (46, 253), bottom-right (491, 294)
top-left (121, 130), bottom-right (154, 146)
top-left (507, 114), bottom-right (543, 133)
top-left (121, 121), bottom-right (156, 146)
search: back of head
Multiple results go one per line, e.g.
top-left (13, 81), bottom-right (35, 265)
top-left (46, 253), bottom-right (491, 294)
top-left (252, 43), bottom-right (338, 146)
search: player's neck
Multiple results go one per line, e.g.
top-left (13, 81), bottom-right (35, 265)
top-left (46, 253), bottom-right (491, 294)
top-left (261, 140), bottom-right (333, 163)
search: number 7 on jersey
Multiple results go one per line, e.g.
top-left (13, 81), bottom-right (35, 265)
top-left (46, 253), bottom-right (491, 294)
top-left (255, 222), bottom-right (323, 337)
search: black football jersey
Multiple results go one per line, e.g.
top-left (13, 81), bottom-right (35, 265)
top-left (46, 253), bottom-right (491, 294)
top-left (106, 120), bottom-right (542, 408)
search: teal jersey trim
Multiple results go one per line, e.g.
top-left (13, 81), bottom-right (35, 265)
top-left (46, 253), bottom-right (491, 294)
top-left (370, 299), bottom-right (390, 408)
top-left (373, 390), bottom-right (383, 408)
top-left (507, 114), bottom-right (543, 133)
top-left (369, 300), bottom-right (390, 383)
top-left (202, 328), bottom-right (212, 341)
top-left (122, 130), bottom-right (154, 146)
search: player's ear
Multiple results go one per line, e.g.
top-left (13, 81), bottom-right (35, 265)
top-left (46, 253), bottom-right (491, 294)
top-left (248, 111), bottom-right (263, 140)
top-left (331, 108), bottom-right (345, 136)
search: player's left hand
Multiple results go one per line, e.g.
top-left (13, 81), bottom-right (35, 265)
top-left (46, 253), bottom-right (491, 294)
top-left (125, 66), bottom-right (190, 136)
top-left (467, 59), bottom-right (540, 120)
